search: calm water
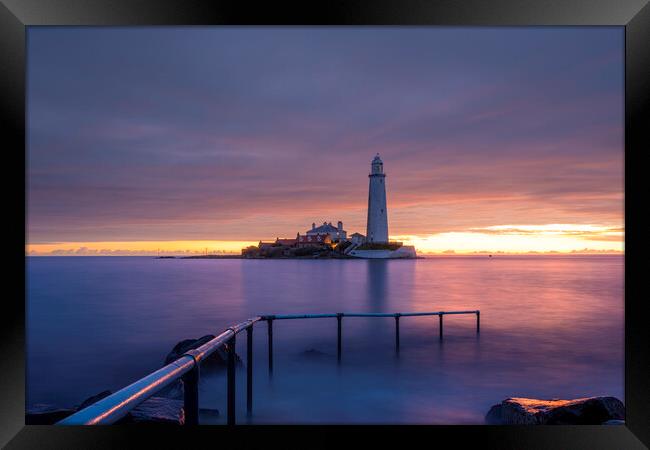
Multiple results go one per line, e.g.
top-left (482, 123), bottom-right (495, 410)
top-left (26, 255), bottom-right (624, 424)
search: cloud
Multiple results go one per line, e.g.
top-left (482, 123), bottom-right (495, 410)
top-left (26, 27), bottom-right (623, 244)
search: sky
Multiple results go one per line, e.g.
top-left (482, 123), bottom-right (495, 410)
top-left (26, 27), bottom-right (624, 255)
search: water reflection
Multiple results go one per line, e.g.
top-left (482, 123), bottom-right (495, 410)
top-left (365, 259), bottom-right (388, 308)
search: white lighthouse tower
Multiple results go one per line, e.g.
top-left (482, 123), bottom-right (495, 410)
top-left (366, 154), bottom-right (389, 243)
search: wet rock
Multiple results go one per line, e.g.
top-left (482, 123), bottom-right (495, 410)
top-left (158, 379), bottom-right (185, 400)
top-left (78, 390), bottom-right (112, 410)
top-left (121, 396), bottom-right (185, 424)
top-left (164, 335), bottom-right (243, 370)
top-left (26, 390), bottom-right (114, 425)
top-left (485, 396), bottom-right (625, 425)
top-left (158, 335), bottom-right (243, 400)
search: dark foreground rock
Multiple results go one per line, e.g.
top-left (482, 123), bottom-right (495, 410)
top-left (78, 390), bottom-right (112, 410)
top-left (120, 397), bottom-right (185, 424)
top-left (164, 334), bottom-right (243, 369)
top-left (158, 334), bottom-right (243, 400)
top-left (27, 394), bottom-right (187, 425)
top-left (26, 336), bottom-right (238, 425)
top-left (485, 396), bottom-right (625, 425)
top-left (26, 390), bottom-right (114, 424)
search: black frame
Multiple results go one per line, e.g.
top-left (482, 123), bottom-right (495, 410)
top-left (2, 0), bottom-right (648, 448)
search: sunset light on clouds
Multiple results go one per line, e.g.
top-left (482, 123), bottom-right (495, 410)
top-left (26, 27), bottom-right (623, 255)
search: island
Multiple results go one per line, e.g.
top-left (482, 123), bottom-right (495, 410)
top-left (240, 155), bottom-right (417, 259)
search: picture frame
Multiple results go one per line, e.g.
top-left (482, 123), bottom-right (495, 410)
top-left (2, 0), bottom-right (648, 448)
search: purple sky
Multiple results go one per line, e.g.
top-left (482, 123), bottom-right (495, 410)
top-left (27, 27), bottom-right (623, 246)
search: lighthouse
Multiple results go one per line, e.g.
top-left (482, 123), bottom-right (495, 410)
top-left (366, 154), bottom-right (389, 243)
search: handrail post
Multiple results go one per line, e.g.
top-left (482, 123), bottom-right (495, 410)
top-left (336, 313), bottom-right (343, 363)
top-left (182, 363), bottom-right (199, 425)
top-left (439, 313), bottom-right (443, 340)
top-left (227, 335), bottom-right (236, 426)
top-left (476, 311), bottom-right (480, 334)
top-left (267, 318), bottom-right (274, 376)
top-left (395, 314), bottom-right (400, 352)
top-left (246, 325), bottom-right (253, 415)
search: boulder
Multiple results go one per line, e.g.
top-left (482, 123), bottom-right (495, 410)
top-left (158, 335), bottom-right (243, 400)
top-left (121, 396), bottom-right (185, 424)
top-left (78, 390), bottom-right (112, 410)
top-left (164, 335), bottom-right (243, 370)
top-left (26, 390), bottom-right (115, 424)
top-left (27, 391), bottom-right (187, 425)
top-left (26, 335), bottom-right (240, 425)
top-left (485, 396), bottom-right (625, 425)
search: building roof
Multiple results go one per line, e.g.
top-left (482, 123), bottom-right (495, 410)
top-left (350, 232), bottom-right (365, 238)
top-left (308, 222), bottom-right (343, 234)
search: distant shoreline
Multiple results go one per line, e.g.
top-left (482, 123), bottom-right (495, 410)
top-left (25, 253), bottom-right (624, 258)
top-left (152, 253), bottom-right (622, 260)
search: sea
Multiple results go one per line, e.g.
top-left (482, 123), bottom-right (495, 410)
top-left (26, 255), bottom-right (624, 424)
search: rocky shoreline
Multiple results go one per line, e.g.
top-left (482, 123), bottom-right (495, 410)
top-left (26, 334), bottom-right (232, 425)
top-left (485, 396), bottom-right (625, 425)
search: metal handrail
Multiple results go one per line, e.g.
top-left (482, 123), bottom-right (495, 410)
top-left (266, 310), bottom-right (479, 319)
top-left (58, 317), bottom-right (261, 425)
top-left (56, 310), bottom-right (479, 426)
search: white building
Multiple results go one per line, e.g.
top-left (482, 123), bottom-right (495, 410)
top-left (307, 221), bottom-right (347, 242)
top-left (366, 154), bottom-right (389, 243)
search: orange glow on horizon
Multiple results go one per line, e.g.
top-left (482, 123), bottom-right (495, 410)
top-left (26, 240), bottom-right (258, 256)
top-left (26, 223), bottom-right (623, 256)
top-left (394, 225), bottom-right (623, 255)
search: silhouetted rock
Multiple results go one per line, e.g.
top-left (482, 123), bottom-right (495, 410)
top-left (164, 335), bottom-right (242, 369)
top-left (78, 390), bottom-right (112, 410)
top-left (121, 396), bottom-right (185, 424)
top-left (158, 335), bottom-right (243, 400)
top-left (26, 336), bottom-right (242, 425)
top-left (485, 396), bottom-right (625, 425)
top-left (25, 390), bottom-right (114, 424)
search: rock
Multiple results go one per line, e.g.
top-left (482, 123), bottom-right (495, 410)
top-left (78, 390), bottom-right (112, 410)
top-left (301, 348), bottom-right (331, 359)
top-left (485, 396), bottom-right (625, 425)
top-left (25, 404), bottom-right (75, 424)
top-left (26, 390), bottom-right (115, 424)
top-left (158, 335), bottom-right (244, 400)
top-left (120, 396), bottom-right (185, 424)
top-left (164, 335), bottom-right (214, 365)
top-left (157, 379), bottom-right (185, 400)
top-left (164, 335), bottom-right (243, 370)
